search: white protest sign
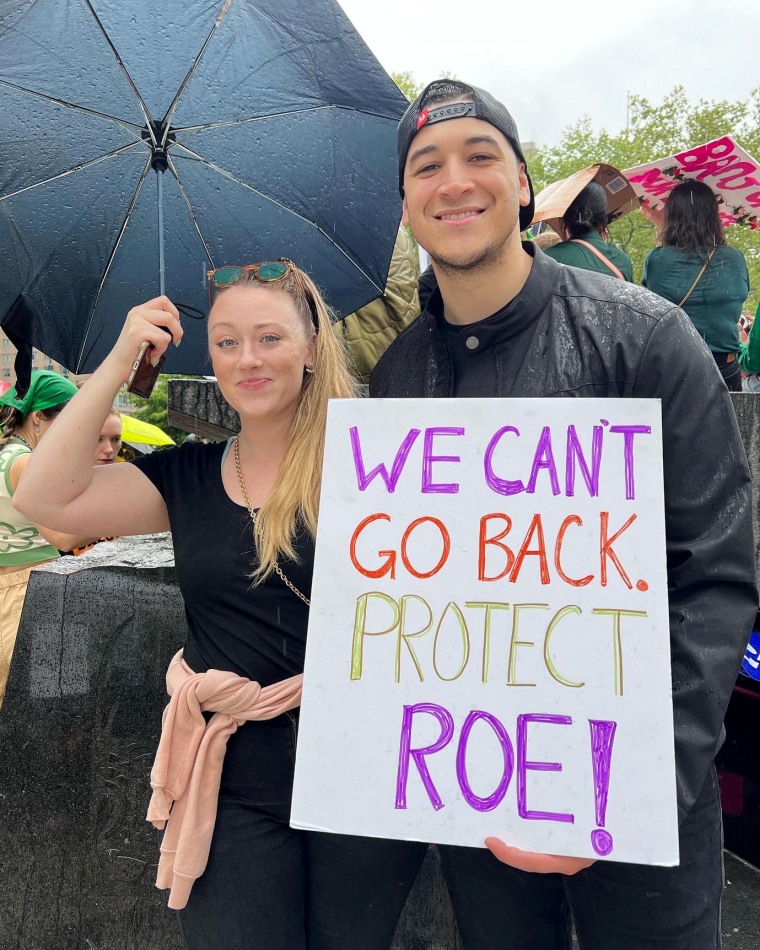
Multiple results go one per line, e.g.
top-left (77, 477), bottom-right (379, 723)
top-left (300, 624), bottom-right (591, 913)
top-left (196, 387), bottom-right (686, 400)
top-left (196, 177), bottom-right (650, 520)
top-left (624, 136), bottom-right (760, 230)
top-left (291, 398), bottom-right (678, 866)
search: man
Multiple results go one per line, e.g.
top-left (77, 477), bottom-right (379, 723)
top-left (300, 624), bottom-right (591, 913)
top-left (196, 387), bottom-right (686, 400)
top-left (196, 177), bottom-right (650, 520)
top-left (370, 79), bottom-right (757, 950)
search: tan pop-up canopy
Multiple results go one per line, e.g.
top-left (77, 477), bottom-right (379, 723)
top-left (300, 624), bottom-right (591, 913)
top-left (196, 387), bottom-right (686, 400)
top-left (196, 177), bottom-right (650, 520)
top-left (531, 163), bottom-right (639, 235)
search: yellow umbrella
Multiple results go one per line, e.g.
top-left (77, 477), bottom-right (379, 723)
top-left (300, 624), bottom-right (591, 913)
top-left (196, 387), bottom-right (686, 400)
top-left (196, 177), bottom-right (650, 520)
top-left (119, 414), bottom-right (175, 446)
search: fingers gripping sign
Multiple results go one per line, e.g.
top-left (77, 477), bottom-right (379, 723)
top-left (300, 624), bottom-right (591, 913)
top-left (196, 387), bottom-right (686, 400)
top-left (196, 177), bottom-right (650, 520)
top-left (484, 838), bottom-right (595, 875)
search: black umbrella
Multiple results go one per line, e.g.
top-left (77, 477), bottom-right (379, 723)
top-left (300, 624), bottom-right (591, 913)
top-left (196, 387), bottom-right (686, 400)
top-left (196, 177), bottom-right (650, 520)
top-left (0, 0), bottom-right (407, 381)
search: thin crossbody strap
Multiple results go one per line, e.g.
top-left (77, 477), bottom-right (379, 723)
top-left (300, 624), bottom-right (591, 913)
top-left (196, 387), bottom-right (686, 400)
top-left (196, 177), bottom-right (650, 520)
top-left (678, 249), bottom-right (715, 308)
top-left (570, 239), bottom-right (626, 280)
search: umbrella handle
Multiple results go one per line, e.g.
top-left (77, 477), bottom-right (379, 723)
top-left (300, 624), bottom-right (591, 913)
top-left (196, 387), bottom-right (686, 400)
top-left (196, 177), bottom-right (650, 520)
top-left (157, 169), bottom-right (166, 297)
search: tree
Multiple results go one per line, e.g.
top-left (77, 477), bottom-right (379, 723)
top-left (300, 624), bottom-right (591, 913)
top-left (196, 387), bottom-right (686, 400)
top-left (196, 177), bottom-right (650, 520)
top-left (529, 86), bottom-right (760, 311)
top-left (391, 71), bottom-right (422, 103)
top-left (128, 374), bottom-right (194, 444)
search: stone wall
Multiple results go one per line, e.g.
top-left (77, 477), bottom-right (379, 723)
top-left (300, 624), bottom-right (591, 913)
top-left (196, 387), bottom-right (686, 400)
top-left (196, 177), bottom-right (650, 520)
top-left (0, 535), bottom-right (460, 950)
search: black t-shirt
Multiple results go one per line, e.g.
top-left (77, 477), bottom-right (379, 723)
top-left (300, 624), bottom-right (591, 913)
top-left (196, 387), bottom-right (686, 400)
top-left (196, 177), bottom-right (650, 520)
top-left (131, 440), bottom-right (313, 686)
top-left (434, 293), bottom-right (541, 397)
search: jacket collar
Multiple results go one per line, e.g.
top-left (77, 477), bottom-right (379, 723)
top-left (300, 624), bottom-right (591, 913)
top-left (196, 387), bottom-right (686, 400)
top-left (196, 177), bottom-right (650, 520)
top-left (422, 243), bottom-right (562, 351)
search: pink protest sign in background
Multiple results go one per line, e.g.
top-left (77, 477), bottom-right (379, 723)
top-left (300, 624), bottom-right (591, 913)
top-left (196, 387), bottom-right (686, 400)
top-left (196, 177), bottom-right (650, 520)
top-left (291, 398), bottom-right (679, 867)
top-left (624, 136), bottom-right (760, 229)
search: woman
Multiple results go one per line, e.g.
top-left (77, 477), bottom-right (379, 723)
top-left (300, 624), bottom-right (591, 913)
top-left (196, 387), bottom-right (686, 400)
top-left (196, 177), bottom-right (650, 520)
top-left (14, 260), bottom-right (427, 949)
top-left (543, 181), bottom-right (634, 281)
top-left (94, 408), bottom-right (123, 465)
top-left (65, 408), bottom-right (124, 556)
top-left (642, 180), bottom-right (750, 392)
top-left (0, 370), bottom-right (94, 709)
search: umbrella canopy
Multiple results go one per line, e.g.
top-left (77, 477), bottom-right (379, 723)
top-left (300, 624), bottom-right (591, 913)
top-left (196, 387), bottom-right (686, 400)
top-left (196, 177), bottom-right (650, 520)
top-left (0, 0), bottom-right (408, 377)
top-left (120, 413), bottom-right (175, 447)
top-left (623, 136), bottom-right (760, 230)
top-left (532, 164), bottom-right (638, 235)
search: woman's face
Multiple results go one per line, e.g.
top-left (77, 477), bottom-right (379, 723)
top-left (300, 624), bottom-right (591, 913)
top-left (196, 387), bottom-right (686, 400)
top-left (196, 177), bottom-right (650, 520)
top-left (208, 284), bottom-right (315, 425)
top-left (94, 414), bottom-right (123, 464)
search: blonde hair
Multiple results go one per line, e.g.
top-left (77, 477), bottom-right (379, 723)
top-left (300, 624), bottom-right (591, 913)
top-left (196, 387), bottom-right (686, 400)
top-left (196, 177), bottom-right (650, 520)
top-left (211, 264), bottom-right (359, 582)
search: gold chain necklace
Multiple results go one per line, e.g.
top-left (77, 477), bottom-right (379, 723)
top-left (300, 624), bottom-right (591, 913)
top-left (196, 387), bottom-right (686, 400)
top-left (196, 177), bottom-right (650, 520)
top-left (233, 436), bottom-right (311, 607)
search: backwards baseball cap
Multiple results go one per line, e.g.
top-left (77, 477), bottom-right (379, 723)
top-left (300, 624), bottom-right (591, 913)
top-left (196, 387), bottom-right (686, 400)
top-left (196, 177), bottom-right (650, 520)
top-left (397, 79), bottom-right (535, 232)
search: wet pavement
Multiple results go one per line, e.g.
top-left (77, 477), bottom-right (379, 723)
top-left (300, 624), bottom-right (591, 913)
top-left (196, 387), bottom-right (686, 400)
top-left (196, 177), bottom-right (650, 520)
top-left (722, 851), bottom-right (760, 948)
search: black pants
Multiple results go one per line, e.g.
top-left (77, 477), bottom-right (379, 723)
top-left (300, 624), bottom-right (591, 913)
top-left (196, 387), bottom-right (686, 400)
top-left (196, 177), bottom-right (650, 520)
top-left (713, 351), bottom-right (742, 392)
top-left (178, 712), bottom-right (427, 950)
top-left (439, 765), bottom-right (724, 950)
top-left (181, 714), bottom-right (722, 950)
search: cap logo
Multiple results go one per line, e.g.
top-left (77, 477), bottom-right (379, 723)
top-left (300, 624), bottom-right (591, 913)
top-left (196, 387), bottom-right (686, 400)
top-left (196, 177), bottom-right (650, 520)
top-left (416, 108), bottom-right (429, 131)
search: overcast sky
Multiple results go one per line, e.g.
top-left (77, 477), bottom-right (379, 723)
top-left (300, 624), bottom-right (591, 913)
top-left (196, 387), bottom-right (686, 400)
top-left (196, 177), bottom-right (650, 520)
top-left (338, 0), bottom-right (760, 149)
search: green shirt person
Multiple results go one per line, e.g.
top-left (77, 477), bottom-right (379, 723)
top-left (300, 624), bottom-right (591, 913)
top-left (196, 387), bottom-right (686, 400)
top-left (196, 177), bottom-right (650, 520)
top-left (542, 182), bottom-right (634, 281)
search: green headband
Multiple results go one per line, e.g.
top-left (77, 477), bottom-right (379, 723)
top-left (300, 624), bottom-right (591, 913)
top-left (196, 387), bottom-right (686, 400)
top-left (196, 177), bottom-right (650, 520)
top-left (0, 370), bottom-right (78, 416)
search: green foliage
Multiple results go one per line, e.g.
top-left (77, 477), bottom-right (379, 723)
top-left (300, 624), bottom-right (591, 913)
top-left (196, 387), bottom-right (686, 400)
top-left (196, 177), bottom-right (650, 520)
top-left (127, 374), bottom-right (197, 444)
top-left (391, 71), bottom-right (422, 103)
top-left (529, 86), bottom-right (760, 310)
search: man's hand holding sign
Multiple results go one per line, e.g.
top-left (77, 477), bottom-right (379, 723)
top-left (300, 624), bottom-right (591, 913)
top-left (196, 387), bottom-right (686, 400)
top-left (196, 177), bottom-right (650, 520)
top-left (292, 397), bottom-right (679, 871)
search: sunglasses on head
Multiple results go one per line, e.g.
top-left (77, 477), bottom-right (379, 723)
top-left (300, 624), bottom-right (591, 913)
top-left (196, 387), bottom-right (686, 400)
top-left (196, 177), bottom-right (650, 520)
top-left (207, 258), bottom-right (297, 292)
top-left (206, 258), bottom-right (318, 329)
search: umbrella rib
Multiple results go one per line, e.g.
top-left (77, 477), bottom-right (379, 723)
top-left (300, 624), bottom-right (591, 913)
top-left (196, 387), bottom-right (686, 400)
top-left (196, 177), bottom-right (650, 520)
top-left (172, 105), bottom-right (333, 136)
top-left (166, 155), bottom-right (216, 269)
top-left (173, 143), bottom-right (385, 295)
top-left (80, 0), bottom-right (154, 136)
top-left (173, 104), bottom-right (401, 138)
top-left (159, 0), bottom-right (236, 145)
top-left (0, 79), bottom-right (145, 135)
top-left (1, 141), bottom-right (145, 203)
top-left (75, 157), bottom-right (153, 373)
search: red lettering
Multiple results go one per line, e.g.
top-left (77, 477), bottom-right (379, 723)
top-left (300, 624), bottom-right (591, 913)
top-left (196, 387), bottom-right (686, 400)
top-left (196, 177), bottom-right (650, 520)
top-left (675, 137), bottom-right (734, 172)
top-left (554, 515), bottom-right (594, 587)
top-left (510, 514), bottom-right (550, 585)
top-left (400, 517), bottom-right (450, 579)
top-left (478, 514), bottom-right (514, 581)
top-left (599, 512), bottom-right (636, 588)
top-left (716, 169), bottom-right (760, 191)
top-left (350, 513), bottom-right (396, 579)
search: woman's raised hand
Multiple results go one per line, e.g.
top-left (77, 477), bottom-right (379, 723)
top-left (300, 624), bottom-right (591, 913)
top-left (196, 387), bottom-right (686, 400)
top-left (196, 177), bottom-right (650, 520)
top-left (639, 199), bottom-right (665, 234)
top-left (107, 296), bottom-right (184, 380)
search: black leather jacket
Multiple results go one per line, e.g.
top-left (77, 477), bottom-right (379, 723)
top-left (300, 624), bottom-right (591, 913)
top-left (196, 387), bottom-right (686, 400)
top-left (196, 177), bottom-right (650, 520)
top-left (371, 247), bottom-right (758, 822)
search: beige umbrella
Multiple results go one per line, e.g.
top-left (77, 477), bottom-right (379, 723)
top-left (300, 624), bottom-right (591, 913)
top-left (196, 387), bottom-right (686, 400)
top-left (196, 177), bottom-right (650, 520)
top-left (531, 164), bottom-right (639, 235)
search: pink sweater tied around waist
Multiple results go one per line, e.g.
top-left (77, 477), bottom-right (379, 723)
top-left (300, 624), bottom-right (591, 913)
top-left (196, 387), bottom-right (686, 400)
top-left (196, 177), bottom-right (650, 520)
top-left (146, 650), bottom-right (303, 909)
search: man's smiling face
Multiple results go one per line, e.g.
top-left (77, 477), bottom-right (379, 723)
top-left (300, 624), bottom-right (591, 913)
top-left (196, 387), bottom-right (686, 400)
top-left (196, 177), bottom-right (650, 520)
top-left (401, 111), bottom-right (531, 274)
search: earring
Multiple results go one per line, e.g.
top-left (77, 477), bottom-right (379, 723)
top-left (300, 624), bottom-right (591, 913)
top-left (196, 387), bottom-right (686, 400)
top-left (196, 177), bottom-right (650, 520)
top-left (305, 366), bottom-right (314, 374)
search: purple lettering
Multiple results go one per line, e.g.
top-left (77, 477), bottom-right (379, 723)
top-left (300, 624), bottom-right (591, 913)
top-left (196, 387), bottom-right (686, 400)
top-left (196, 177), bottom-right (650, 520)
top-left (608, 425), bottom-right (650, 500)
top-left (516, 713), bottom-right (574, 823)
top-left (455, 711), bottom-right (514, 812)
top-left (526, 426), bottom-right (560, 495)
top-left (422, 427), bottom-right (464, 494)
top-left (589, 719), bottom-right (617, 856)
top-left (565, 425), bottom-right (602, 497)
top-left (484, 426), bottom-right (525, 495)
top-left (350, 426), bottom-right (420, 493)
top-left (395, 703), bottom-right (454, 811)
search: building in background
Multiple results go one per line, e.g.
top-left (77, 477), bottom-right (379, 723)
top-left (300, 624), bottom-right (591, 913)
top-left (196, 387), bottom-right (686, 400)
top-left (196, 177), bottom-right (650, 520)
top-left (0, 329), bottom-right (133, 412)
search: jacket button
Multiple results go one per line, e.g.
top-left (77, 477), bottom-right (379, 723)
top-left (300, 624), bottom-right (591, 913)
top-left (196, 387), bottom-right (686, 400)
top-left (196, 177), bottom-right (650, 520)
top-left (465, 336), bottom-right (479, 350)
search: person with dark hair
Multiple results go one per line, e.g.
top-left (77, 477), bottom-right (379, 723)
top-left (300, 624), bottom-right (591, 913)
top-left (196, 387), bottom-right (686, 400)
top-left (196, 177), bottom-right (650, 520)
top-left (0, 370), bottom-right (94, 709)
top-left (642, 180), bottom-right (749, 391)
top-left (370, 77), bottom-right (756, 950)
top-left (543, 181), bottom-right (633, 280)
